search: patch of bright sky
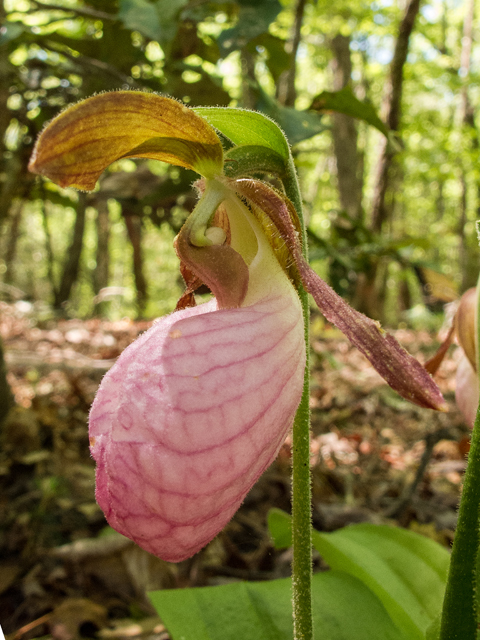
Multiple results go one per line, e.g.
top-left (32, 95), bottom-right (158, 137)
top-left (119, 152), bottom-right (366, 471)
top-left (412, 36), bottom-right (439, 63)
top-left (366, 34), bottom-right (394, 65)
top-left (421, 3), bottom-right (440, 23)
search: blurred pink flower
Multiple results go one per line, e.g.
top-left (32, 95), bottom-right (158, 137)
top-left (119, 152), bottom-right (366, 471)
top-left (427, 287), bottom-right (479, 427)
top-left (454, 288), bottom-right (478, 426)
top-left (455, 355), bottom-right (478, 427)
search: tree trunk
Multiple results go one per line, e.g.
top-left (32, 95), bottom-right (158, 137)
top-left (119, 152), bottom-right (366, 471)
top-left (456, 0), bottom-right (478, 292)
top-left (276, 0), bottom-right (308, 106)
top-left (124, 211), bottom-right (147, 317)
top-left (327, 34), bottom-right (365, 300)
top-left (92, 199), bottom-right (111, 310)
top-left (330, 34), bottom-right (363, 221)
top-left (0, 1), bottom-right (11, 225)
top-left (92, 199), bottom-right (111, 315)
top-left (240, 49), bottom-right (257, 111)
top-left (458, 0), bottom-right (475, 127)
top-left (356, 0), bottom-right (421, 319)
top-left (54, 192), bottom-right (88, 311)
top-left (0, 336), bottom-right (14, 426)
top-left (0, 4), bottom-right (26, 228)
top-left (4, 200), bottom-right (23, 285)
top-left (458, 173), bottom-right (470, 289)
top-left (41, 197), bottom-right (57, 299)
top-left (370, 0), bottom-right (421, 233)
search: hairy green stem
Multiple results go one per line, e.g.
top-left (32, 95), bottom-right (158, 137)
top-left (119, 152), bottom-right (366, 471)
top-left (439, 406), bottom-right (480, 640)
top-left (285, 154), bottom-right (313, 640)
top-left (291, 291), bottom-right (313, 640)
top-left (439, 282), bottom-right (480, 640)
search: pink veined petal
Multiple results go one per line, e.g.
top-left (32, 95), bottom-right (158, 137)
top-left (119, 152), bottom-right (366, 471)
top-left (89, 290), bottom-right (305, 562)
top-left (455, 355), bottom-right (479, 428)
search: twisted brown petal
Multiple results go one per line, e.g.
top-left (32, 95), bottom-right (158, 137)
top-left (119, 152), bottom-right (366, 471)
top-left (231, 177), bottom-right (447, 411)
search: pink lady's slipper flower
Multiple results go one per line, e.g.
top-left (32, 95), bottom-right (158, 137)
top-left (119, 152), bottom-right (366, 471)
top-left (454, 288), bottom-right (478, 426)
top-left (426, 287), bottom-right (479, 427)
top-left (29, 92), bottom-right (445, 562)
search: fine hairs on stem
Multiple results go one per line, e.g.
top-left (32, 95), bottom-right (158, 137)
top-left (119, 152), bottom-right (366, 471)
top-left (284, 153), bottom-right (314, 640)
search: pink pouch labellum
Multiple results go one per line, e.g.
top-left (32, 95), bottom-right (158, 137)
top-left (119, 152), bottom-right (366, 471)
top-left (90, 286), bottom-right (305, 562)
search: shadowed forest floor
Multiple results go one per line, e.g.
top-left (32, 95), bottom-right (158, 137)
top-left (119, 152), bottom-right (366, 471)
top-left (0, 301), bottom-right (470, 640)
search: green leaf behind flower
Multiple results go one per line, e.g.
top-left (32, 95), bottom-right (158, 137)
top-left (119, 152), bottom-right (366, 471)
top-left (0, 22), bottom-right (25, 45)
top-left (118, 0), bottom-right (162, 41)
top-left (252, 84), bottom-right (326, 145)
top-left (194, 107), bottom-right (290, 161)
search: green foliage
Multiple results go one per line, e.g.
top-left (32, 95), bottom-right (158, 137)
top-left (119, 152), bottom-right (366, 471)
top-left (150, 570), bottom-right (404, 640)
top-left (149, 507), bottom-right (451, 640)
top-left (251, 85), bottom-right (326, 146)
top-left (224, 145), bottom-right (287, 178)
top-left (246, 33), bottom-right (290, 82)
top-left (310, 87), bottom-right (389, 139)
top-left (196, 106), bottom-right (291, 161)
top-left (118, 0), bottom-right (164, 42)
top-left (217, 0), bottom-right (283, 57)
top-left (268, 509), bottom-right (450, 640)
top-left (0, 22), bottom-right (24, 45)
top-left (2, 0), bottom-right (479, 320)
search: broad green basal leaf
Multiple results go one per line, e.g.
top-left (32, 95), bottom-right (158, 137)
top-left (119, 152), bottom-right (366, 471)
top-left (149, 570), bottom-right (405, 640)
top-left (268, 509), bottom-right (449, 640)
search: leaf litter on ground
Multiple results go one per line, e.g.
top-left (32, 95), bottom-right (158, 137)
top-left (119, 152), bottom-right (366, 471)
top-left (0, 301), bottom-right (470, 639)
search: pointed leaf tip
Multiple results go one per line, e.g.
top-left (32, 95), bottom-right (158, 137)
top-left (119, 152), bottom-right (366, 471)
top-left (29, 92), bottom-right (223, 189)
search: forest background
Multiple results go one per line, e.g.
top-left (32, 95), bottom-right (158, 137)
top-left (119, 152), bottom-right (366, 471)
top-left (0, 0), bottom-right (479, 636)
top-left (2, 0), bottom-right (478, 330)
